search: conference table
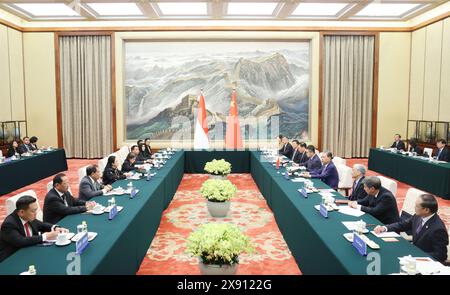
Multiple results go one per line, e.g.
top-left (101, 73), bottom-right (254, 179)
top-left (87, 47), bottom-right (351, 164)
top-left (0, 149), bottom-right (68, 196)
top-left (368, 148), bottom-right (450, 200)
top-left (0, 150), bottom-right (432, 275)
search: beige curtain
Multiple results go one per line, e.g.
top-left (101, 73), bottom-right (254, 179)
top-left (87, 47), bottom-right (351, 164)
top-left (322, 35), bottom-right (374, 158)
top-left (59, 35), bottom-right (113, 158)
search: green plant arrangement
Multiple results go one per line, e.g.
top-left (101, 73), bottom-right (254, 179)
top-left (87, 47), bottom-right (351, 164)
top-left (204, 159), bottom-right (232, 175)
top-left (186, 223), bottom-right (254, 266)
top-left (200, 179), bottom-right (237, 202)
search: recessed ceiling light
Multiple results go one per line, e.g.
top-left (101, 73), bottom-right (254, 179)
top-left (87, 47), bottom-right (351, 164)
top-left (86, 3), bottom-right (143, 16)
top-left (291, 3), bottom-right (349, 16)
top-left (227, 2), bottom-right (278, 15)
top-left (355, 3), bottom-right (422, 17)
top-left (13, 3), bottom-right (79, 16)
top-left (157, 2), bottom-right (207, 15)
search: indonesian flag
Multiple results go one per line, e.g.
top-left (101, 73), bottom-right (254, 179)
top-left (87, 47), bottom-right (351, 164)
top-left (193, 90), bottom-right (209, 149)
top-left (225, 89), bottom-right (243, 149)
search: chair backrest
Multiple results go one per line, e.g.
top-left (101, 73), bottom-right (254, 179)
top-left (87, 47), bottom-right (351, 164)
top-left (377, 176), bottom-right (398, 197)
top-left (402, 188), bottom-right (426, 216)
top-left (315, 149), bottom-right (321, 156)
top-left (336, 164), bottom-right (353, 188)
top-left (423, 147), bottom-right (433, 157)
top-left (98, 157), bottom-right (109, 175)
top-left (78, 165), bottom-right (89, 184)
top-left (6, 190), bottom-right (43, 221)
top-left (117, 145), bottom-right (130, 164)
top-left (333, 156), bottom-right (346, 166)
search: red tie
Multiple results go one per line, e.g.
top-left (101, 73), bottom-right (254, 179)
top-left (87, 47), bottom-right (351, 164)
top-left (24, 223), bottom-right (31, 237)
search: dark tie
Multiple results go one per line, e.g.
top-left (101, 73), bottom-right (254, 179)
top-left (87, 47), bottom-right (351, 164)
top-left (283, 144), bottom-right (287, 152)
top-left (416, 220), bottom-right (423, 234)
top-left (292, 150), bottom-right (297, 161)
top-left (61, 194), bottom-right (68, 206)
top-left (437, 149), bottom-right (442, 160)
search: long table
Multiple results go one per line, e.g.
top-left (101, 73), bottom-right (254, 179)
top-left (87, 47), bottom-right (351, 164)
top-left (250, 151), bottom-right (431, 274)
top-left (0, 149), bottom-right (68, 196)
top-left (0, 151), bottom-right (184, 275)
top-left (0, 150), bottom-right (433, 275)
top-left (368, 148), bottom-right (450, 200)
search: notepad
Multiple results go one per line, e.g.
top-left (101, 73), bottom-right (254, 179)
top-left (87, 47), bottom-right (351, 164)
top-left (371, 231), bottom-right (400, 238)
top-left (338, 206), bottom-right (365, 217)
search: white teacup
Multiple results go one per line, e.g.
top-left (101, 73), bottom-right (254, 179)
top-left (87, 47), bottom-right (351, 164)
top-left (56, 233), bottom-right (68, 244)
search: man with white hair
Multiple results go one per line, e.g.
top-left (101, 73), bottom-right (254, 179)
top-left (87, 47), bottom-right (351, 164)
top-left (348, 164), bottom-right (368, 201)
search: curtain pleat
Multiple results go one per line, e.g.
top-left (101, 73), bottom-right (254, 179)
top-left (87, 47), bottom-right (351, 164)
top-left (322, 35), bottom-right (374, 158)
top-left (59, 36), bottom-right (113, 158)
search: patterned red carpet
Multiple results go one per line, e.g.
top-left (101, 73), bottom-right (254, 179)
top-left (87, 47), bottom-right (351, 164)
top-left (137, 173), bottom-right (301, 275)
top-left (0, 158), bottom-right (449, 274)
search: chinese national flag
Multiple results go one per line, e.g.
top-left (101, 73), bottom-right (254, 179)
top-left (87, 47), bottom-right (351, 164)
top-left (276, 157), bottom-right (280, 170)
top-left (225, 89), bottom-right (243, 149)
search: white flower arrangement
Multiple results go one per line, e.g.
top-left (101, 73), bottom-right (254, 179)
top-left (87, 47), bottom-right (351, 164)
top-left (204, 159), bottom-right (232, 175)
top-left (200, 179), bottom-right (237, 202)
top-left (186, 223), bottom-right (254, 265)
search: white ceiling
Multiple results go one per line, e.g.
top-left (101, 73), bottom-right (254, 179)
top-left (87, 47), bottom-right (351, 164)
top-left (0, 0), bottom-right (448, 22)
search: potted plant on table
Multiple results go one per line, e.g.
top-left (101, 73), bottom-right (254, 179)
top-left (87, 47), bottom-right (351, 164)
top-left (200, 179), bottom-right (236, 217)
top-left (204, 159), bottom-right (231, 179)
top-left (186, 223), bottom-right (254, 275)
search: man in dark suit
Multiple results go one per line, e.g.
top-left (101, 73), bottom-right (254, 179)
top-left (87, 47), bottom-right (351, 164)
top-left (349, 176), bottom-right (400, 225)
top-left (348, 164), bottom-right (368, 201)
top-left (375, 194), bottom-right (448, 263)
top-left (390, 134), bottom-right (406, 151)
top-left (130, 145), bottom-right (152, 165)
top-left (278, 136), bottom-right (293, 159)
top-left (436, 139), bottom-right (450, 162)
top-left (301, 145), bottom-right (322, 173)
top-left (302, 151), bottom-right (339, 189)
top-left (290, 140), bottom-right (301, 163)
top-left (0, 196), bottom-right (68, 262)
top-left (79, 165), bottom-right (112, 201)
top-left (297, 142), bottom-right (309, 165)
top-left (17, 136), bottom-right (34, 154)
top-left (408, 138), bottom-right (422, 155)
top-left (43, 173), bottom-right (95, 224)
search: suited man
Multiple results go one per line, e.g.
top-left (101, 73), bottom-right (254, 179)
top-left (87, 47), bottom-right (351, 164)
top-left (278, 136), bottom-right (294, 159)
top-left (436, 139), bottom-right (450, 162)
top-left (0, 196), bottom-right (68, 262)
top-left (43, 173), bottom-right (95, 224)
top-left (301, 145), bottom-right (322, 173)
top-left (348, 164), bottom-right (368, 201)
top-left (290, 140), bottom-right (301, 163)
top-left (390, 134), bottom-right (406, 151)
top-left (302, 151), bottom-right (339, 189)
top-left (296, 142), bottom-right (309, 165)
top-left (349, 176), bottom-right (400, 225)
top-left (130, 145), bottom-right (152, 165)
top-left (79, 165), bottom-right (112, 201)
top-left (375, 194), bottom-right (448, 263)
top-left (17, 136), bottom-right (34, 154)
top-left (122, 152), bottom-right (140, 173)
top-left (408, 138), bottom-right (422, 155)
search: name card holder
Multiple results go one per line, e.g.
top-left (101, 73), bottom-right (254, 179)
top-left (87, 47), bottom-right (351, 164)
top-left (130, 188), bottom-right (138, 199)
top-left (319, 203), bottom-right (328, 218)
top-left (76, 232), bottom-right (89, 255)
top-left (298, 187), bottom-right (308, 199)
top-left (352, 233), bottom-right (367, 256)
top-left (109, 204), bottom-right (118, 220)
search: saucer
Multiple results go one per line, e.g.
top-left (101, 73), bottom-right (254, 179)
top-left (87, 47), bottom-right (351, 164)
top-left (55, 239), bottom-right (71, 246)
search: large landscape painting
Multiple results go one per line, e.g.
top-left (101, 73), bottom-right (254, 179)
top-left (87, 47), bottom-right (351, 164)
top-left (125, 41), bottom-right (310, 141)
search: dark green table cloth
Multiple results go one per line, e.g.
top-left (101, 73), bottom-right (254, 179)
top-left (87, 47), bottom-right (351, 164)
top-left (184, 150), bottom-right (250, 173)
top-left (250, 151), bottom-right (431, 274)
top-left (0, 149), bottom-right (68, 196)
top-left (0, 150), bottom-right (433, 275)
top-left (0, 152), bottom-right (184, 275)
top-left (368, 148), bottom-right (450, 200)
